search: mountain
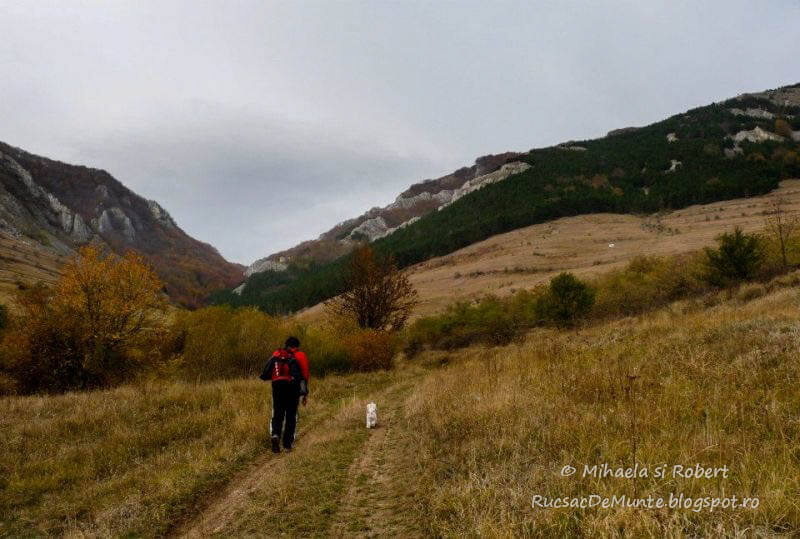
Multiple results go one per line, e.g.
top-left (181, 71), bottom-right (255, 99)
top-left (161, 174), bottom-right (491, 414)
top-left (0, 141), bottom-right (243, 308)
top-left (217, 82), bottom-right (800, 314)
top-left (245, 152), bottom-right (526, 276)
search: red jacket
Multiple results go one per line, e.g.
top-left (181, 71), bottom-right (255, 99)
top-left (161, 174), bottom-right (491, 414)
top-left (287, 348), bottom-right (310, 381)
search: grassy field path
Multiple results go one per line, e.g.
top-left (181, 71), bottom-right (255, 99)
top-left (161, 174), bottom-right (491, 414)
top-left (327, 381), bottom-right (422, 538)
top-left (175, 371), bottom-right (423, 537)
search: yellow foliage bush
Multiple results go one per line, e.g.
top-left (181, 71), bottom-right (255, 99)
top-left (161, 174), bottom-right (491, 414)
top-left (344, 330), bottom-right (396, 372)
top-left (591, 253), bottom-right (707, 318)
top-left (164, 307), bottom-right (356, 380)
top-left (0, 246), bottom-right (166, 394)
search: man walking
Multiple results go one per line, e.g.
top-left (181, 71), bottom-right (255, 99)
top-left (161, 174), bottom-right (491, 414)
top-left (260, 336), bottom-right (310, 453)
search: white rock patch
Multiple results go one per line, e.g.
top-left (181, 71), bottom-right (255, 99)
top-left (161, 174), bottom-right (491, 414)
top-left (665, 160), bottom-right (682, 173)
top-left (245, 258), bottom-right (289, 277)
top-left (730, 126), bottom-right (784, 144)
top-left (728, 108), bottom-right (775, 120)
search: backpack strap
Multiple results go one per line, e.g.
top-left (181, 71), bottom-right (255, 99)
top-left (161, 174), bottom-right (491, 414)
top-left (283, 349), bottom-right (304, 382)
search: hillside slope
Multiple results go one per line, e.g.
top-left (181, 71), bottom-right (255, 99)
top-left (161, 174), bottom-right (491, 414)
top-left (0, 141), bottom-right (243, 307)
top-left (218, 82), bottom-right (800, 314)
top-left (291, 179), bottom-right (800, 319)
top-left (401, 178), bottom-right (800, 316)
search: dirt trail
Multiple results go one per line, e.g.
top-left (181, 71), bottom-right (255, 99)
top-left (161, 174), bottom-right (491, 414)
top-left (177, 457), bottom-right (279, 537)
top-left (174, 412), bottom-right (328, 538)
top-left (175, 378), bottom-right (422, 538)
top-left (328, 383), bottom-right (422, 538)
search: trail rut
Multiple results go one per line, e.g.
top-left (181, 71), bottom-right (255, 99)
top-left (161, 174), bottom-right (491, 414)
top-left (174, 377), bottom-right (422, 537)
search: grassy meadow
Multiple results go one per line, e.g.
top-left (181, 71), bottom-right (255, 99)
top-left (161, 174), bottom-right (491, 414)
top-left (3, 230), bottom-right (800, 536)
top-left (0, 370), bottom-right (399, 537)
top-left (407, 285), bottom-right (800, 536)
top-left (3, 279), bottom-right (800, 536)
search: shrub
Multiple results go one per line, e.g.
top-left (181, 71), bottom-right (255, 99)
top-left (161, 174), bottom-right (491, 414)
top-left (592, 254), bottom-right (707, 318)
top-left (535, 273), bottom-right (595, 327)
top-left (403, 291), bottom-right (540, 355)
top-left (0, 290), bottom-right (91, 393)
top-left (1, 247), bottom-right (166, 393)
top-left (291, 318), bottom-right (354, 376)
top-left (166, 306), bottom-right (277, 380)
top-left (164, 306), bottom-right (356, 380)
top-left (704, 227), bottom-right (764, 286)
top-left (345, 330), bottom-right (396, 372)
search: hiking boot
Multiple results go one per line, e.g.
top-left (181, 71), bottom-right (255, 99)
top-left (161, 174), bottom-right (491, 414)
top-left (271, 436), bottom-right (281, 454)
top-left (283, 445), bottom-right (293, 453)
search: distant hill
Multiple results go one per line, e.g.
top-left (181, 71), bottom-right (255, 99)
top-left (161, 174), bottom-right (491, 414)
top-left (244, 151), bottom-right (525, 276)
top-left (0, 141), bottom-right (243, 308)
top-left (216, 82), bottom-right (800, 314)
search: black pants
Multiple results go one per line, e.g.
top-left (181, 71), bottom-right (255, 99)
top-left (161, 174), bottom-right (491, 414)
top-left (271, 381), bottom-right (300, 448)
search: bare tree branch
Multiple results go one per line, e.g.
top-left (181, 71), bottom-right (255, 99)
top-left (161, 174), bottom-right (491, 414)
top-left (325, 246), bottom-right (418, 331)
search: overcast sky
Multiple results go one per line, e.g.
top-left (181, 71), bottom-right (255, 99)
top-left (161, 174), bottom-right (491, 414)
top-left (2, 1), bottom-right (798, 264)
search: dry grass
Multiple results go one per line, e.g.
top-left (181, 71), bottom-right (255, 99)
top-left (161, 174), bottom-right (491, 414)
top-left (0, 235), bottom-right (65, 310)
top-left (3, 282), bottom-right (800, 536)
top-left (407, 286), bottom-right (800, 536)
top-left (0, 370), bottom-right (398, 536)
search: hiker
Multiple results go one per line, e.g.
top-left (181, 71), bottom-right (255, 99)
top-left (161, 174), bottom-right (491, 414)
top-left (260, 336), bottom-right (310, 453)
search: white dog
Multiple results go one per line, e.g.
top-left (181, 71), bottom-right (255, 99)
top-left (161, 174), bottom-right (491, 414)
top-left (366, 402), bottom-right (378, 429)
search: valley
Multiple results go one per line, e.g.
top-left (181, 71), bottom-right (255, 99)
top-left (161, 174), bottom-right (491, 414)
top-left (227, 83), bottom-right (800, 316)
top-left (4, 4), bottom-right (800, 535)
top-left (4, 266), bottom-right (800, 536)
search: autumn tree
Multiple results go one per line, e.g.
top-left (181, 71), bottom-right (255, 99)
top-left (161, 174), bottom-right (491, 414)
top-left (325, 246), bottom-right (417, 331)
top-left (764, 195), bottom-right (798, 268)
top-left (0, 245), bottom-right (167, 392)
top-left (58, 245), bottom-right (167, 373)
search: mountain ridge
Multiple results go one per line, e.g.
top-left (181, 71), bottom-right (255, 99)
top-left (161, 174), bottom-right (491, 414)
top-left (0, 141), bottom-right (243, 308)
top-left (244, 151), bottom-right (525, 275)
top-left (217, 81), bottom-right (800, 314)
top-left (245, 84), bottom-right (800, 277)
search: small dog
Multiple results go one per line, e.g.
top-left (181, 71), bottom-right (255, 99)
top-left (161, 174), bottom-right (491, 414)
top-left (366, 402), bottom-right (378, 429)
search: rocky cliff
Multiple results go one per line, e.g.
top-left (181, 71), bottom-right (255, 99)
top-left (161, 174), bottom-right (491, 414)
top-left (0, 141), bottom-right (243, 308)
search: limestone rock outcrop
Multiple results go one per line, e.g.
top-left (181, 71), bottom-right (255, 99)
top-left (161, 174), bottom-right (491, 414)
top-left (0, 140), bottom-right (243, 307)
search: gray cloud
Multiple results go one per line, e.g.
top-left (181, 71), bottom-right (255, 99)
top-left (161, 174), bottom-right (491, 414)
top-left (1, 0), bottom-right (799, 263)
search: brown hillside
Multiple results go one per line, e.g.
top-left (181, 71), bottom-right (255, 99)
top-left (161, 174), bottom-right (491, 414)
top-left (0, 235), bottom-right (65, 309)
top-left (300, 180), bottom-right (800, 319)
